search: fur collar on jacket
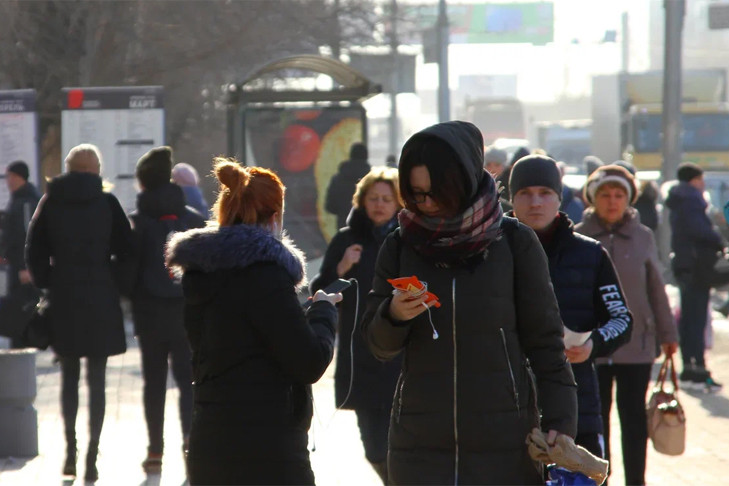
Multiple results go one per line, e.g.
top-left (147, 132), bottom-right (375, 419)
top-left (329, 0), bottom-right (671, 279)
top-left (166, 224), bottom-right (307, 291)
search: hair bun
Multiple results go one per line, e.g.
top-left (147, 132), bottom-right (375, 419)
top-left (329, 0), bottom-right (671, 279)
top-left (214, 159), bottom-right (248, 189)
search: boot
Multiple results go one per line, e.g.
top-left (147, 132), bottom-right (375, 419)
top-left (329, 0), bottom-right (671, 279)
top-left (84, 441), bottom-right (99, 482)
top-left (62, 439), bottom-right (77, 477)
top-left (713, 300), bottom-right (729, 318)
top-left (371, 460), bottom-right (388, 485)
top-left (141, 448), bottom-right (163, 475)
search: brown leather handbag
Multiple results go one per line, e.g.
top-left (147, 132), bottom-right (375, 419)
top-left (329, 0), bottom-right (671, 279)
top-left (646, 355), bottom-right (686, 455)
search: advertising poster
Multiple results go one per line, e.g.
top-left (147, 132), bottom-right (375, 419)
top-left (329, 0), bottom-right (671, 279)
top-left (243, 106), bottom-right (365, 259)
top-left (0, 90), bottom-right (38, 209)
top-left (61, 86), bottom-right (164, 213)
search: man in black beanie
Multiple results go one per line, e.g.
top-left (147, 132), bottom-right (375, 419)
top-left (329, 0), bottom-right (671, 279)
top-left (128, 145), bottom-right (205, 472)
top-left (665, 161), bottom-right (725, 391)
top-left (509, 154), bottom-right (632, 458)
top-left (325, 142), bottom-right (371, 229)
top-left (0, 160), bottom-right (40, 347)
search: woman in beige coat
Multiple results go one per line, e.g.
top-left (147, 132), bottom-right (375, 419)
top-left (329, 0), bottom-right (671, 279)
top-left (576, 164), bottom-right (678, 486)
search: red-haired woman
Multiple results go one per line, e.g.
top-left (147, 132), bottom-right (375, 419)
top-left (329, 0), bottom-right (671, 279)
top-left (166, 158), bottom-right (341, 485)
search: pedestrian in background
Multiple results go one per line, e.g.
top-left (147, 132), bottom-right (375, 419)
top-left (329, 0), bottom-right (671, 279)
top-left (0, 160), bottom-right (40, 347)
top-left (311, 166), bottom-right (402, 484)
top-left (171, 162), bottom-right (209, 218)
top-left (510, 155), bottom-right (632, 459)
top-left (26, 144), bottom-right (133, 482)
top-left (577, 164), bottom-right (679, 486)
top-left (127, 147), bottom-right (205, 474)
top-left (325, 142), bottom-right (371, 230)
top-left (362, 121), bottom-right (577, 485)
top-left (665, 162), bottom-right (725, 391)
top-left (166, 158), bottom-right (340, 485)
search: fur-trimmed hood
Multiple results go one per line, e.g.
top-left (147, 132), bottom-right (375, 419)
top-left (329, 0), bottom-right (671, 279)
top-left (166, 224), bottom-right (307, 290)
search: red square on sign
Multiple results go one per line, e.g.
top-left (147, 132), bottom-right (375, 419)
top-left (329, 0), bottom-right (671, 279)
top-left (67, 89), bottom-right (84, 109)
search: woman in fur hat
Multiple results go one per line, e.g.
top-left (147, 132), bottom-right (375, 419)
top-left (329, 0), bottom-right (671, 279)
top-left (576, 164), bottom-right (678, 486)
top-left (166, 158), bottom-right (340, 485)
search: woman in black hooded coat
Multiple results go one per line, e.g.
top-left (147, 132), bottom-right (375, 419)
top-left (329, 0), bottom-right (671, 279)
top-left (362, 122), bottom-right (577, 485)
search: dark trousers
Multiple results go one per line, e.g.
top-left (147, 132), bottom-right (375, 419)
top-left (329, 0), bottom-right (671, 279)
top-left (139, 335), bottom-right (193, 454)
top-left (60, 356), bottom-right (108, 448)
top-left (597, 363), bottom-right (652, 486)
top-left (575, 432), bottom-right (604, 459)
top-left (678, 283), bottom-right (710, 369)
top-left (354, 407), bottom-right (390, 464)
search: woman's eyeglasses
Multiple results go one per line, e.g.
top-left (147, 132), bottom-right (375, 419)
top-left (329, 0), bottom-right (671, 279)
top-left (410, 191), bottom-right (436, 204)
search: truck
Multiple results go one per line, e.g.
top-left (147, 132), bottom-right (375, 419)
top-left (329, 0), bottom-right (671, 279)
top-left (591, 69), bottom-right (729, 171)
top-left (535, 119), bottom-right (592, 169)
top-left (460, 97), bottom-right (525, 145)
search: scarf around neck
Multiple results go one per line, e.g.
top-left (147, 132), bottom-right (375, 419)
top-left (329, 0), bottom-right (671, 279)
top-left (398, 175), bottom-right (503, 265)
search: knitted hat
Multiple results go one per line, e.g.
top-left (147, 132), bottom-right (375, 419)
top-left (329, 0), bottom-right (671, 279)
top-left (349, 142), bottom-right (368, 161)
top-left (584, 164), bottom-right (638, 205)
top-left (136, 146), bottom-right (172, 189)
top-left (171, 162), bottom-right (199, 187)
top-left (583, 155), bottom-right (603, 176)
top-left (484, 146), bottom-right (507, 166)
top-left (6, 160), bottom-right (29, 181)
top-left (509, 155), bottom-right (563, 201)
top-left (677, 162), bottom-right (703, 183)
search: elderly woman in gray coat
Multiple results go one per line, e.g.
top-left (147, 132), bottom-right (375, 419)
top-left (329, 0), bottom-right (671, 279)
top-left (576, 164), bottom-right (678, 486)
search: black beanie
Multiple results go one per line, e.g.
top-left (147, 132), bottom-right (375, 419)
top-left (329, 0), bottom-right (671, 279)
top-left (677, 162), bottom-right (703, 183)
top-left (509, 155), bottom-right (563, 201)
top-left (136, 146), bottom-right (172, 189)
top-left (6, 160), bottom-right (29, 181)
top-left (349, 142), bottom-right (368, 161)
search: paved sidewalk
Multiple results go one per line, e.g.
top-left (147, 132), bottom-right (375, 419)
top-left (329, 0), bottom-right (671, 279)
top-left (0, 287), bottom-right (727, 485)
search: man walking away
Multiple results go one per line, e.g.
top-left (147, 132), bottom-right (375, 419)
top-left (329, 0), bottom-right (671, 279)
top-left (0, 161), bottom-right (40, 347)
top-left (127, 146), bottom-right (205, 474)
top-left (665, 162), bottom-right (725, 391)
top-left (325, 142), bottom-right (371, 230)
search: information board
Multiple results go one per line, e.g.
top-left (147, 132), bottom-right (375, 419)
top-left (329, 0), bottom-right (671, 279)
top-left (0, 90), bottom-right (39, 209)
top-left (61, 86), bottom-right (164, 212)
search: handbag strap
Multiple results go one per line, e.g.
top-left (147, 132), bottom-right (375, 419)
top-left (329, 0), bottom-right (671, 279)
top-left (656, 355), bottom-right (679, 392)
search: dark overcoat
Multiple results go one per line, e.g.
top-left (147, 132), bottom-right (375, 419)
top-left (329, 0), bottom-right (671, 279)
top-left (25, 172), bottom-right (132, 357)
top-left (310, 208), bottom-right (401, 410)
top-left (166, 224), bottom-right (336, 485)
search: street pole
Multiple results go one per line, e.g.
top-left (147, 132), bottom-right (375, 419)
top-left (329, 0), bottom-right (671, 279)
top-left (388, 0), bottom-right (399, 156)
top-left (437, 0), bottom-right (450, 122)
top-left (661, 0), bottom-right (685, 183)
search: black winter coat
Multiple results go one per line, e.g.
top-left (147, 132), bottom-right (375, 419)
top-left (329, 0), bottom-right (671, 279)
top-left (325, 157), bottom-right (371, 229)
top-left (1, 182), bottom-right (40, 287)
top-left (362, 122), bottom-right (577, 485)
top-left (128, 183), bottom-right (206, 342)
top-left (310, 208), bottom-right (401, 410)
top-left (166, 224), bottom-right (336, 485)
top-left (25, 172), bottom-right (132, 358)
top-left (665, 182), bottom-right (724, 286)
top-left (538, 212), bottom-right (632, 436)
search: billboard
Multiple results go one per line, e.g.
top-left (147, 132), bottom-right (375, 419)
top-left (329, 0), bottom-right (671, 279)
top-left (0, 89), bottom-right (39, 210)
top-left (61, 86), bottom-right (164, 213)
top-left (243, 106), bottom-right (366, 259)
top-left (401, 2), bottom-right (554, 45)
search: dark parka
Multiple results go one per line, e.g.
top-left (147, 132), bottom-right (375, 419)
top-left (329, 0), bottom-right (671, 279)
top-left (310, 207), bottom-right (401, 410)
top-left (325, 157), bottom-right (371, 229)
top-left (664, 181), bottom-right (724, 286)
top-left (362, 123), bottom-right (577, 486)
top-left (1, 182), bottom-right (40, 288)
top-left (166, 224), bottom-right (336, 485)
top-left (127, 183), bottom-right (205, 342)
top-left (25, 172), bottom-right (132, 357)
top-left (536, 212), bottom-right (632, 436)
